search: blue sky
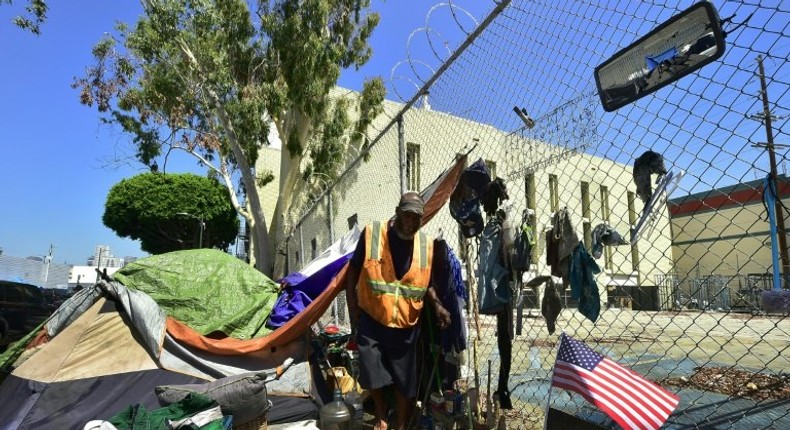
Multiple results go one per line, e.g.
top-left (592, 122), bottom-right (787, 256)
top-left (0, 0), bottom-right (492, 265)
top-left (1, 1), bottom-right (785, 265)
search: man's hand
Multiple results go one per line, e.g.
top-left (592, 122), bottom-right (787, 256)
top-left (434, 303), bottom-right (451, 330)
top-left (425, 285), bottom-right (451, 330)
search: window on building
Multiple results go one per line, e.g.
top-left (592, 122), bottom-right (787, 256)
top-left (628, 191), bottom-right (640, 273)
top-left (347, 213), bottom-right (358, 230)
top-left (524, 173), bottom-right (538, 264)
top-left (406, 143), bottom-right (421, 191)
top-left (549, 174), bottom-right (559, 212)
top-left (485, 159), bottom-right (497, 179)
top-left (600, 186), bottom-right (613, 270)
top-left (311, 238), bottom-right (318, 260)
top-left (581, 181), bottom-right (592, 249)
top-left (525, 174), bottom-right (536, 211)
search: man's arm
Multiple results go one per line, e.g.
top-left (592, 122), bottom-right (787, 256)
top-left (345, 261), bottom-right (361, 329)
top-left (345, 234), bottom-right (366, 330)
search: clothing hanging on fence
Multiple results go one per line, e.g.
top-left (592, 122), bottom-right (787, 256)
top-left (541, 278), bottom-right (563, 334)
top-left (449, 158), bottom-right (491, 238)
top-left (433, 239), bottom-right (467, 354)
top-left (476, 209), bottom-right (515, 410)
top-left (591, 223), bottom-right (628, 259)
top-left (478, 214), bottom-right (512, 315)
top-left (526, 275), bottom-right (563, 335)
top-left (633, 150), bottom-right (668, 210)
top-left (495, 296), bottom-right (513, 410)
top-left (511, 211), bottom-right (535, 273)
top-left (545, 208), bottom-right (579, 286)
top-left (569, 242), bottom-right (601, 323)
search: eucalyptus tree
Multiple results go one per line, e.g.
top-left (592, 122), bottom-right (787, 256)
top-left (2, 0), bottom-right (47, 34)
top-left (75, 0), bottom-right (385, 275)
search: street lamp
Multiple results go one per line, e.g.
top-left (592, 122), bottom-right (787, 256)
top-left (176, 212), bottom-right (205, 249)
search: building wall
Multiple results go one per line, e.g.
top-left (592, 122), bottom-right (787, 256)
top-left (276, 88), bottom-right (676, 309)
top-left (670, 179), bottom-right (790, 281)
top-left (68, 265), bottom-right (121, 286)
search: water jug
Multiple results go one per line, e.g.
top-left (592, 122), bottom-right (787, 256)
top-left (319, 389), bottom-right (351, 430)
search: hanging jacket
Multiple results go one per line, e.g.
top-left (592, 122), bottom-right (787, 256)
top-left (433, 240), bottom-right (466, 353)
top-left (357, 221), bottom-right (433, 328)
top-left (546, 208), bottom-right (579, 285)
top-left (478, 215), bottom-right (511, 315)
top-left (512, 221), bottom-right (535, 272)
top-left (569, 242), bottom-right (601, 323)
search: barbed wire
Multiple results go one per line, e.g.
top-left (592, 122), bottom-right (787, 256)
top-left (287, 1), bottom-right (790, 427)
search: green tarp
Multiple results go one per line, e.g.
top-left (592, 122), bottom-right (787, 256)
top-left (113, 249), bottom-right (279, 340)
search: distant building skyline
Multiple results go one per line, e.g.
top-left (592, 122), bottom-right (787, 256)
top-left (0, 245), bottom-right (137, 289)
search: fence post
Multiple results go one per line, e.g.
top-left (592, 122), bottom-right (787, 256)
top-left (328, 192), bottom-right (338, 326)
top-left (398, 114), bottom-right (406, 194)
top-left (299, 225), bottom-right (304, 269)
top-left (284, 238), bottom-right (290, 276)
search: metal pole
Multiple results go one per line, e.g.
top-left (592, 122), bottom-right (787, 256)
top-left (765, 175), bottom-right (781, 291)
top-left (757, 55), bottom-right (789, 287)
top-left (284, 239), bottom-right (290, 276)
top-left (299, 225), bottom-right (305, 268)
top-left (398, 114), bottom-right (406, 194)
top-left (328, 193), bottom-right (338, 325)
top-left (176, 212), bottom-right (204, 249)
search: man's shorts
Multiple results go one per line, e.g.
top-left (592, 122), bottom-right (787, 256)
top-left (356, 330), bottom-right (418, 398)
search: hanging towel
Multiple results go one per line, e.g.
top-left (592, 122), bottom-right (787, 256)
top-left (569, 242), bottom-right (601, 323)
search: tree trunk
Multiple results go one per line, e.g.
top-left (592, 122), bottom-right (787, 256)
top-left (268, 109), bottom-right (311, 278)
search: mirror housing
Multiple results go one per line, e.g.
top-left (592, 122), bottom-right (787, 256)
top-left (594, 1), bottom-right (726, 112)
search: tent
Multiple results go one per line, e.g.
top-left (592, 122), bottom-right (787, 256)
top-left (0, 250), bottom-right (322, 429)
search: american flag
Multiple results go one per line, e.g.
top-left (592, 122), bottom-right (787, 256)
top-left (550, 333), bottom-right (680, 430)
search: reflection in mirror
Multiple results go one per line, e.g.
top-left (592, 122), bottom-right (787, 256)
top-left (595, 1), bottom-right (726, 112)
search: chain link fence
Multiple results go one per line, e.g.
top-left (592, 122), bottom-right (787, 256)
top-left (284, 1), bottom-right (789, 428)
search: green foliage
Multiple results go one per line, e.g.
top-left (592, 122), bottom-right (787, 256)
top-left (103, 173), bottom-right (239, 254)
top-left (75, 0), bottom-right (385, 272)
top-left (3, 0), bottom-right (47, 35)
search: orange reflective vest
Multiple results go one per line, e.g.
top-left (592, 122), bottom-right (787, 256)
top-left (356, 221), bottom-right (433, 328)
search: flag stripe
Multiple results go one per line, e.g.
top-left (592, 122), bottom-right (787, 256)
top-left (599, 359), bottom-right (679, 410)
top-left (595, 360), bottom-right (679, 416)
top-left (554, 363), bottom-right (661, 429)
top-left (552, 376), bottom-right (645, 430)
top-left (600, 358), bottom-right (680, 406)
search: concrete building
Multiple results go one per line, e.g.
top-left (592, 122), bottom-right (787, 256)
top-left (262, 88), bottom-right (677, 311)
top-left (668, 175), bottom-right (790, 309)
top-left (86, 245), bottom-right (125, 268)
top-left (68, 265), bottom-right (121, 289)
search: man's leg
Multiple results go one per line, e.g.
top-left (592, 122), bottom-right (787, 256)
top-left (394, 389), bottom-right (414, 430)
top-left (371, 387), bottom-right (389, 430)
